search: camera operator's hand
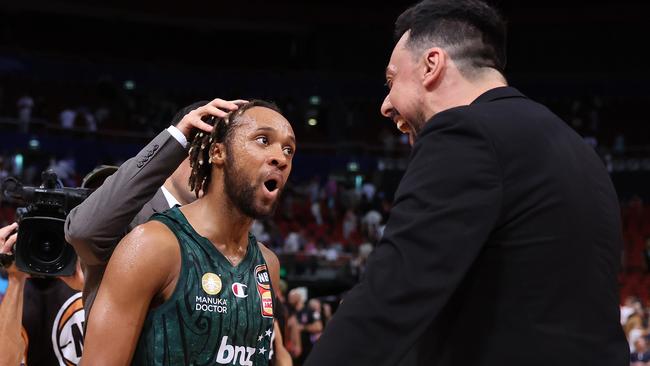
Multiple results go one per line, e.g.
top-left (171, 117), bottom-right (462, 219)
top-left (0, 223), bottom-right (28, 281)
top-left (175, 98), bottom-right (248, 140)
top-left (59, 259), bottom-right (84, 291)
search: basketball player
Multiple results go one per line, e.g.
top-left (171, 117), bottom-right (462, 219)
top-left (81, 100), bottom-right (296, 365)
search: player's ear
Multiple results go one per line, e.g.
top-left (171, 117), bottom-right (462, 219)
top-left (210, 143), bottom-right (226, 166)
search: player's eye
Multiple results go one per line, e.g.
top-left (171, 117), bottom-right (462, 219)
top-left (283, 146), bottom-right (294, 156)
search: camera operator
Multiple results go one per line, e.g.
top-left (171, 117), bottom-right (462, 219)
top-left (0, 222), bottom-right (84, 366)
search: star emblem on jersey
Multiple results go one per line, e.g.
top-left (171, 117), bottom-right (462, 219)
top-left (259, 347), bottom-right (267, 354)
top-left (201, 272), bottom-right (222, 295)
top-left (265, 329), bottom-right (272, 337)
top-left (232, 282), bottom-right (248, 298)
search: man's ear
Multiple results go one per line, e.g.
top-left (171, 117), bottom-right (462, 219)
top-left (422, 47), bottom-right (445, 89)
top-left (209, 143), bottom-right (226, 166)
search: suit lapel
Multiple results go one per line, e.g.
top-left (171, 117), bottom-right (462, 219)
top-left (150, 188), bottom-right (171, 213)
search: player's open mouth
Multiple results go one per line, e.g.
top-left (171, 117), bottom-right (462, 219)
top-left (264, 179), bottom-right (278, 192)
top-left (261, 176), bottom-right (281, 201)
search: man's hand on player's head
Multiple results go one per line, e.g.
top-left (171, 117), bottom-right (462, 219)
top-left (176, 98), bottom-right (248, 139)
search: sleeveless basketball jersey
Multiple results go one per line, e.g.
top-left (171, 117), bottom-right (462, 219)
top-left (132, 207), bottom-right (275, 366)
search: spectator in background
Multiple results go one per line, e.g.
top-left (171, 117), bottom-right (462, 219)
top-left (288, 288), bottom-right (323, 366)
top-left (361, 209), bottom-right (382, 242)
top-left (16, 94), bottom-right (34, 132)
top-left (342, 209), bottom-right (357, 241)
top-left (311, 200), bottom-right (323, 226)
top-left (79, 106), bottom-right (97, 132)
top-left (307, 298), bottom-right (324, 342)
top-left (622, 297), bottom-right (639, 325)
top-left (361, 180), bottom-right (376, 203)
top-left (625, 312), bottom-right (645, 353)
top-left (59, 108), bottom-right (77, 129)
top-left (0, 156), bottom-right (9, 182)
top-left (285, 229), bottom-right (305, 253)
top-left (47, 153), bottom-right (78, 187)
top-left (632, 337), bottom-right (650, 365)
top-left (251, 219), bottom-right (271, 243)
top-left (324, 176), bottom-right (338, 211)
top-left (613, 133), bottom-right (626, 155)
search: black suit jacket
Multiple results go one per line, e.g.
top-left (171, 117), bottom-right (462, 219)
top-left (305, 87), bottom-right (628, 365)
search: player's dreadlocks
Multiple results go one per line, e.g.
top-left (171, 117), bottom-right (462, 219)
top-left (188, 99), bottom-right (281, 198)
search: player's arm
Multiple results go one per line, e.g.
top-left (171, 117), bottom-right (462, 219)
top-left (258, 243), bottom-right (283, 298)
top-left (273, 320), bottom-right (293, 366)
top-left (80, 221), bottom-right (180, 366)
top-left (258, 243), bottom-right (294, 366)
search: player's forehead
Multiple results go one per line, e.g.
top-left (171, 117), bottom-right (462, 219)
top-left (237, 107), bottom-right (295, 140)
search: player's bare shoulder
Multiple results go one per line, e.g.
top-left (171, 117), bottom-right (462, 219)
top-left (113, 220), bottom-right (181, 272)
top-left (257, 241), bottom-right (279, 270)
top-left (257, 241), bottom-right (281, 295)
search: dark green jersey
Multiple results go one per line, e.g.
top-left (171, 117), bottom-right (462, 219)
top-left (132, 206), bottom-right (275, 366)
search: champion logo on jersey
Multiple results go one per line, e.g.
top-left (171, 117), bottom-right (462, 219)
top-left (202, 272), bottom-right (222, 295)
top-left (232, 282), bottom-right (248, 298)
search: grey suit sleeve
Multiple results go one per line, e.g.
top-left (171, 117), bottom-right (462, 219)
top-left (64, 129), bottom-right (187, 266)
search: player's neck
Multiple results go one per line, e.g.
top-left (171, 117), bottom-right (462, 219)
top-left (182, 189), bottom-right (252, 252)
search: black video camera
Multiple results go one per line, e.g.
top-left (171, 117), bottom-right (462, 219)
top-left (1, 170), bottom-right (92, 276)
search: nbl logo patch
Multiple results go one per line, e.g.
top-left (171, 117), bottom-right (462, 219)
top-left (51, 292), bottom-right (85, 366)
top-left (254, 265), bottom-right (273, 318)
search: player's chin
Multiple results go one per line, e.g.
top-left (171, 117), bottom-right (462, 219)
top-left (254, 197), bottom-right (280, 219)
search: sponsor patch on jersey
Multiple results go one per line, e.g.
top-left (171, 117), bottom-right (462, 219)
top-left (202, 272), bottom-right (222, 295)
top-left (195, 296), bottom-right (228, 313)
top-left (260, 291), bottom-right (273, 318)
top-left (254, 265), bottom-right (273, 318)
top-left (254, 265), bottom-right (270, 289)
top-left (52, 292), bottom-right (84, 366)
top-left (232, 282), bottom-right (248, 298)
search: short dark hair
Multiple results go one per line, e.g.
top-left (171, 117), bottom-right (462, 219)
top-left (188, 99), bottom-right (282, 197)
top-left (395, 0), bottom-right (507, 74)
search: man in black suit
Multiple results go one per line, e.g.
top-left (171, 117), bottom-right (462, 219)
top-left (305, 0), bottom-right (628, 365)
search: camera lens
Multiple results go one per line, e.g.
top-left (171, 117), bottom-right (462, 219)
top-left (28, 231), bottom-right (65, 263)
top-left (15, 216), bottom-right (77, 276)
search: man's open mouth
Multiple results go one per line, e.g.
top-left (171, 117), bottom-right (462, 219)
top-left (394, 117), bottom-right (415, 146)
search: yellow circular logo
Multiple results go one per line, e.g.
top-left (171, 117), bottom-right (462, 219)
top-left (201, 273), bottom-right (222, 295)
